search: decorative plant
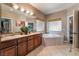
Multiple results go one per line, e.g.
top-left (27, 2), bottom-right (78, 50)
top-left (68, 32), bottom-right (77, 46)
top-left (20, 26), bottom-right (29, 34)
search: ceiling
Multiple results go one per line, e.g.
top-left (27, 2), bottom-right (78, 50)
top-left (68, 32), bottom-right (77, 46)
top-left (30, 3), bottom-right (76, 15)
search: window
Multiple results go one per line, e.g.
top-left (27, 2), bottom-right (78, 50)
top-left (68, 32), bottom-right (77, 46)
top-left (47, 21), bottom-right (62, 33)
top-left (36, 20), bottom-right (45, 32)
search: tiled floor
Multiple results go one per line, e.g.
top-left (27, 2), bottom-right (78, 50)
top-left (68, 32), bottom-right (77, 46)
top-left (27, 45), bottom-right (44, 56)
top-left (27, 44), bottom-right (79, 56)
top-left (27, 35), bottom-right (79, 56)
top-left (38, 45), bottom-right (79, 56)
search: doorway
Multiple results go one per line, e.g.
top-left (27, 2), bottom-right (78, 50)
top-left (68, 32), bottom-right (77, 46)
top-left (69, 16), bottom-right (73, 45)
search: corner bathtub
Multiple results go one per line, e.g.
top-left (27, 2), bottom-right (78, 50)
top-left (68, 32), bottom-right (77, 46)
top-left (42, 34), bottom-right (64, 46)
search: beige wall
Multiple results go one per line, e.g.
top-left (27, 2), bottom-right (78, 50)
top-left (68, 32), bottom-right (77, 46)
top-left (47, 10), bottom-right (66, 20)
top-left (0, 4), bottom-right (1, 17)
top-left (17, 3), bottom-right (46, 20)
top-left (1, 4), bottom-right (27, 20)
top-left (4, 3), bottom-right (46, 21)
top-left (67, 4), bottom-right (79, 16)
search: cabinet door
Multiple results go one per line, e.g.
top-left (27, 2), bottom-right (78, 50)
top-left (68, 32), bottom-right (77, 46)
top-left (18, 42), bottom-right (28, 56)
top-left (0, 46), bottom-right (17, 56)
top-left (34, 34), bottom-right (42, 47)
top-left (28, 39), bottom-right (34, 52)
top-left (34, 37), bottom-right (38, 47)
top-left (38, 35), bottom-right (42, 45)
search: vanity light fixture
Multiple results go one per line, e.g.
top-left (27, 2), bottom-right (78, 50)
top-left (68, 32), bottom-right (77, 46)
top-left (12, 4), bottom-right (34, 16)
top-left (26, 10), bottom-right (30, 14)
top-left (13, 5), bottom-right (19, 9)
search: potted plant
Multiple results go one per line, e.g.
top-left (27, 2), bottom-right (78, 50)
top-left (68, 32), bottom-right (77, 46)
top-left (20, 26), bottom-right (29, 34)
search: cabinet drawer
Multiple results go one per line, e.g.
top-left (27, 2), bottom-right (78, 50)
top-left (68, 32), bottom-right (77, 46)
top-left (28, 36), bottom-right (34, 40)
top-left (28, 39), bottom-right (34, 52)
top-left (34, 39), bottom-right (38, 46)
top-left (28, 46), bottom-right (33, 52)
top-left (28, 39), bottom-right (33, 46)
top-left (0, 45), bottom-right (17, 56)
top-left (0, 40), bottom-right (17, 49)
top-left (18, 37), bottom-right (27, 43)
top-left (18, 42), bottom-right (28, 56)
top-left (37, 34), bottom-right (41, 37)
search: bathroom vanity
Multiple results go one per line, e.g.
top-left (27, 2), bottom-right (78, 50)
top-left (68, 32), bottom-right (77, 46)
top-left (0, 32), bottom-right (42, 56)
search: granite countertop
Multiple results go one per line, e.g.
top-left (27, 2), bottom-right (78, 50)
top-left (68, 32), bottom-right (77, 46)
top-left (1, 32), bottom-right (41, 42)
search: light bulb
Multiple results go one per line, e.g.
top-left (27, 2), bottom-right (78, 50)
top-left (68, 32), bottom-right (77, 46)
top-left (13, 5), bottom-right (19, 9)
top-left (26, 10), bottom-right (30, 14)
top-left (20, 8), bottom-right (24, 12)
top-left (30, 12), bottom-right (34, 15)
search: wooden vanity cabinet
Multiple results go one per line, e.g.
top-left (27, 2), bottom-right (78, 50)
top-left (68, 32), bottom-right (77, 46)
top-left (28, 36), bottom-right (34, 52)
top-left (0, 33), bottom-right (42, 56)
top-left (0, 46), bottom-right (17, 56)
top-left (34, 34), bottom-right (42, 47)
top-left (0, 40), bottom-right (17, 56)
top-left (34, 35), bottom-right (39, 47)
top-left (17, 37), bottom-right (28, 56)
top-left (37, 34), bottom-right (42, 45)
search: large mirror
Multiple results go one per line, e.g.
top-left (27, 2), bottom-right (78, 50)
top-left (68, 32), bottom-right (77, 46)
top-left (0, 4), bottom-right (35, 35)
